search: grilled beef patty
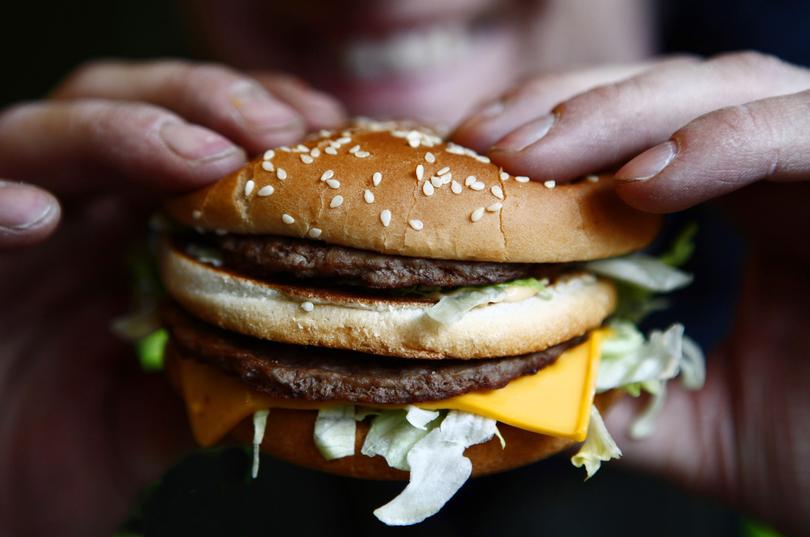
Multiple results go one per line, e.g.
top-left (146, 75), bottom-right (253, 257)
top-left (216, 235), bottom-right (556, 289)
top-left (164, 304), bottom-right (584, 405)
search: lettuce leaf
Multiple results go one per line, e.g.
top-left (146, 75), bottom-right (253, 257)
top-left (373, 411), bottom-right (497, 526)
top-left (571, 406), bottom-right (622, 479)
top-left (585, 254), bottom-right (693, 292)
top-left (426, 278), bottom-right (548, 326)
top-left (313, 406), bottom-right (356, 460)
top-left (251, 410), bottom-right (269, 479)
top-left (134, 329), bottom-right (168, 371)
top-left (361, 409), bottom-right (442, 471)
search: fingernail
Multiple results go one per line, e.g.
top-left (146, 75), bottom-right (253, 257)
top-left (616, 141), bottom-right (677, 181)
top-left (160, 123), bottom-right (239, 162)
top-left (0, 182), bottom-right (55, 231)
top-left (231, 82), bottom-right (301, 133)
top-left (492, 114), bottom-right (556, 152)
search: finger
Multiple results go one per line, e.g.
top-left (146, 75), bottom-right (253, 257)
top-left (251, 72), bottom-right (347, 131)
top-left (614, 89), bottom-right (810, 213)
top-left (53, 60), bottom-right (309, 154)
top-left (0, 181), bottom-right (60, 249)
top-left (452, 60), bottom-right (664, 151)
top-left (489, 52), bottom-right (810, 181)
top-left (0, 100), bottom-right (246, 196)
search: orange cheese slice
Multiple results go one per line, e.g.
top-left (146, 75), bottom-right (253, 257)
top-left (176, 331), bottom-right (603, 447)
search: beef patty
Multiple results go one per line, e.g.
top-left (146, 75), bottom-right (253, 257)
top-left (216, 235), bottom-right (556, 289)
top-left (164, 304), bottom-right (584, 405)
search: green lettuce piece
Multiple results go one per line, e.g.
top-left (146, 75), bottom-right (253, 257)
top-left (585, 254), bottom-right (693, 293)
top-left (571, 406), bottom-right (622, 479)
top-left (659, 222), bottom-right (698, 268)
top-left (251, 410), bottom-right (269, 479)
top-left (373, 411), bottom-right (497, 526)
top-left (361, 409), bottom-right (442, 471)
top-left (426, 278), bottom-right (548, 326)
top-left (313, 406), bottom-right (356, 460)
top-left (135, 329), bottom-right (168, 371)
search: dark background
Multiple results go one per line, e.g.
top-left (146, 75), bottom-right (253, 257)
top-left (3, 1), bottom-right (809, 536)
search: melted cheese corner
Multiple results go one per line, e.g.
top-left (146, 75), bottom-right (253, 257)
top-left (175, 331), bottom-right (603, 447)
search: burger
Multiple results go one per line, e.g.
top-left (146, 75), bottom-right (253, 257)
top-left (149, 121), bottom-right (703, 525)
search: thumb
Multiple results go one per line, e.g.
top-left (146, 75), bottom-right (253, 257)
top-left (0, 180), bottom-right (61, 249)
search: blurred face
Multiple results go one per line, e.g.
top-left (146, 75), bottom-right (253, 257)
top-left (186, 0), bottom-right (652, 126)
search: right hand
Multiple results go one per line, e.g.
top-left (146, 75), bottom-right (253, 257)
top-left (0, 60), bottom-right (345, 536)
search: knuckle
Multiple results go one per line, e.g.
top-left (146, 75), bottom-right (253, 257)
top-left (75, 100), bottom-right (177, 138)
top-left (711, 50), bottom-right (788, 76)
top-left (52, 60), bottom-right (119, 97)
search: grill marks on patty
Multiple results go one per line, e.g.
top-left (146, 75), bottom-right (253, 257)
top-left (164, 305), bottom-right (584, 405)
top-left (216, 235), bottom-right (557, 289)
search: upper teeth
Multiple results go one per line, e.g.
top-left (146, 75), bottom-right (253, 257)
top-left (343, 25), bottom-right (471, 79)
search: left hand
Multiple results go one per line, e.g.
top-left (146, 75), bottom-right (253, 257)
top-left (453, 51), bottom-right (810, 535)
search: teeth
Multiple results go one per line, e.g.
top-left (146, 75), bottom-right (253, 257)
top-left (343, 24), bottom-right (471, 79)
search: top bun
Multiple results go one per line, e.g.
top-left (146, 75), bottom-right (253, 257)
top-left (165, 121), bottom-right (660, 263)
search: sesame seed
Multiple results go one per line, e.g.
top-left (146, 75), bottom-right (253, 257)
top-left (500, 170), bottom-right (509, 181)
top-left (471, 207), bottom-right (485, 222)
top-left (192, 210), bottom-right (202, 219)
top-left (439, 173), bottom-right (452, 185)
top-left (446, 143), bottom-right (465, 155)
top-left (244, 180), bottom-right (255, 196)
top-left (261, 161), bottom-right (274, 172)
top-left (263, 149), bottom-right (275, 160)
top-left (279, 146), bottom-right (291, 152)
top-left (349, 144), bottom-right (360, 154)
top-left (430, 176), bottom-right (443, 188)
top-left (465, 176), bottom-right (477, 186)
top-left (321, 170), bottom-right (334, 181)
top-left (475, 155), bottom-right (491, 163)
top-left (277, 168), bottom-right (287, 180)
top-left (282, 213), bottom-right (295, 224)
top-left (436, 166), bottom-right (450, 176)
top-left (515, 176), bottom-right (530, 183)
top-left (423, 181), bottom-right (435, 196)
top-left (330, 195), bottom-right (344, 208)
top-left (326, 179), bottom-right (341, 189)
top-left (544, 180), bottom-right (557, 189)
top-left (425, 152), bottom-right (436, 163)
top-left (380, 209), bottom-right (392, 227)
top-left (451, 181), bottom-right (463, 194)
top-left (487, 202), bottom-right (503, 212)
top-left (355, 151), bottom-right (370, 158)
top-left (408, 138), bottom-right (420, 148)
top-left (301, 301), bottom-right (314, 312)
top-left (364, 189), bottom-right (375, 203)
top-left (325, 146), bottom-right (338, 155)
top-left (336, 136), bottom-right (351, 145)
top-left (409, 219), bottom-right (424, 231)
top-left (372, 171), bottom-right (382, 186)
top-left (319, 129), bottom-right (332, 138)
top-left (300, 154), bottom-right (314, 164)
top-left (587, 175), bottom-right (600, 183)
top-left (491, 185), bottom-right (505, 199)
top-left (470, 181), bottom-right (485, 191)
top-left (295, 144), bottom-right (308, 152)
top-left (257, 185), bottom-right (275, 197)
top-left (308, 227), bottom-right (322, 239)
top-left (310, 148), bottom-right (321, 158)
top-left (416, 164), bottom-right (425, 181)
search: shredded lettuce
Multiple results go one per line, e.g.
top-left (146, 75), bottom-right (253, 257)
top-left (596, 322), bottom-right (706, 439)
top-left (571, 406), bottom-right (622, 479)
top-left (251, 410), bottom-right (269, 479)
top-left (373, 411), bottom-right (497, 526)
top-left (585, 254), bottom-right (693, 292)
top-left (361, 409), bottom-right (442, 471)
top-left (134, 329), bottom-right (168, 371)
top-left (426, 278), bottom-right (548, 326)
top-left (313, 406), bottom-right (357, 460)
top-left (659, 222), bottom-right (698, 268)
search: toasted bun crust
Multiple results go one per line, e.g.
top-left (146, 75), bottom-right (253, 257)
top-left (164, 123), bottom-right (660, 263)
top-left (230, 391), bottom-right (622, 480)
top-left (160, 243), bottom-right (617, 359)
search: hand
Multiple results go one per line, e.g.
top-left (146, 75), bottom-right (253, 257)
top-left (454, 52), bottom-right (810, 535)
top-left (0, 60), bottom-right (345, 536)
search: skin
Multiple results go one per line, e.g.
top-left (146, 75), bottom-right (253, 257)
top-left (0, 0), bottom-right (808, 534)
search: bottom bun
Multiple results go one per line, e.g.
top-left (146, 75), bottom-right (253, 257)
top-left (230, 391), bottom-right (622, 480)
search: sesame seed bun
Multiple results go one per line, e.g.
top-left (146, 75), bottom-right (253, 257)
top-left (229, 390), bottom-right (623, 480)
top-left (163, 124), bottom-right (660, 263)
top-left (160, 241), bottom-right (617, 359)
